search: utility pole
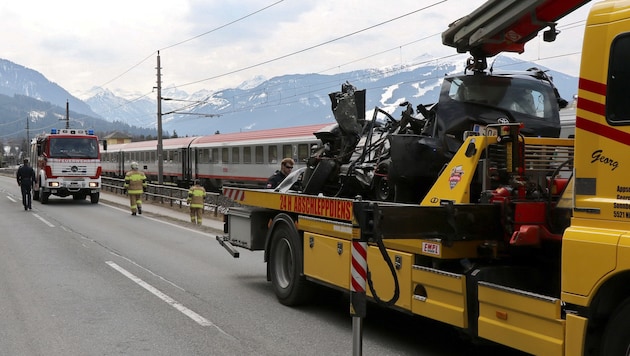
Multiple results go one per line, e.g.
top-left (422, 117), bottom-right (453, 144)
top-left (25, 116), bottom-right (30, 160)
top-left (65, 100), bottom-right (70, 129)
top-left (156, 51), bottom-right (164, 185)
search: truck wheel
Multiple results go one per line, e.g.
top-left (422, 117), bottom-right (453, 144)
top-left (41, 192), bottom-right (50, 204)
top-left (90, 192), bottom-right (100, 204)
top-left (600, 298), bottom-right (630, 355)
top-left (269, 223), bottom-right (312, 306)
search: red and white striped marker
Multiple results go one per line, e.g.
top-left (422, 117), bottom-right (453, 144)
top-left (351, 241), bottom-right (367, 293)
top-left (222, 187), bottom-right (245, 201)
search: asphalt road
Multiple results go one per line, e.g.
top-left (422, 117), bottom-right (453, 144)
top-left (0, 175), bottom-right (528, 356)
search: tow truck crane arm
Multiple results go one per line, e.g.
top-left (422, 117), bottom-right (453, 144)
top-left (442, 0), bottom-right (590, 70)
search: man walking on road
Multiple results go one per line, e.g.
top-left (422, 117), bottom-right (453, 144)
top-left (16, 158), bottom-right (35, 211)
top-left (187, 181), bottom-right (206, 225)
top-left (124, 161), bottom-right (147, 216)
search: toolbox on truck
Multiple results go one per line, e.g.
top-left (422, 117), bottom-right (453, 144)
top-left (225, 207), bottom-right (276, 251)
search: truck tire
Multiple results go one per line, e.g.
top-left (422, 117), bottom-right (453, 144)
top-left (600, 298), bottom-right (630, 355)
top-left (269, 223), bottom-right (312, 306)
top-left (41, 192), bottom-right (50, 204)
top-left (90, 192), bottom-right (100, 204)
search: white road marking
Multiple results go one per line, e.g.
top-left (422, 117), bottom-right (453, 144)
top-left (106, 261), bottom-right (233, 338)
top-left (100, 202), bottom-right (209, 236)
top-left (32, 213), bottom-right (55, 227)
top-left (7, 196), bottom-right (17, 203)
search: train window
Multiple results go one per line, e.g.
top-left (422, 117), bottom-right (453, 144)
top-left (212, 148), bottom-right (219, 163)
top-left (150, 151), bottom-right (156, 162)
top-left (200, 149), bottom-right (210, 163)
top-left (255, 146), bottom-right (264, 164)
top-left (298, 144), bottom-right (309, 163)
top-left (221, 148), bottom-right (228, 163)
top-left (282, 145), bottom-right (292, 160)
top-left (243, 147), bottom-right (251, 164)
top-left (232, 147), bottom-right (240, 163)
top-left (173, 151), bottom-right (179, 163)
top-left (268, 146), bottom-right (278, 164)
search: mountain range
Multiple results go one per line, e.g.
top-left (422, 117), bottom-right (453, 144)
top-left (0, 55), bottom-right (577, 141)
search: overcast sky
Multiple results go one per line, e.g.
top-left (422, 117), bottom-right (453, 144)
top-left (1, 1), bottom-right (594, 98)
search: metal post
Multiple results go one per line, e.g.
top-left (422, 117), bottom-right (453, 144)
top-left (156, 51), bottom-right (164, 185)
top-left (350, 239), bottom-right (367, 356)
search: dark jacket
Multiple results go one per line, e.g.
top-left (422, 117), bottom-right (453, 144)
top-left (266, 170), bottom-right (286, 189)
top-left (17, 164), bottom-right (35, 187)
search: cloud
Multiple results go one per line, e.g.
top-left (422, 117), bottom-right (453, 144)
top-left (0, 0), bottom-right (594, 97)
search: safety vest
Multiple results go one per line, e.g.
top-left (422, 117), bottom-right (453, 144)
top-left (124, 170), bottom-right (147, 194)
top-left (188, 186), bottom-right (206, 208)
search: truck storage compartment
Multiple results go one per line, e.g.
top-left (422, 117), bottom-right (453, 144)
top-left (366, 247), bottom-right (413, 311)
top-left (227, 207), bottom-right (276, 251)
top-left (477, 281), bottom-right (564, 356)
top-left (411, 265), bottom-right (467, 328)
top-left (303, 232), bottom-right (350, 289)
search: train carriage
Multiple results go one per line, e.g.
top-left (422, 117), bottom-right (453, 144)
top-left (190, 123), bottom-right (331, 190)
top-left (102, 136), bottom-right (197, 184)
top-left (102, 123), bottom-right (332, 190)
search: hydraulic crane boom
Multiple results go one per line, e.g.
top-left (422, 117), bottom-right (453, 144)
top-left (442, 0), bottom-right (590, 70)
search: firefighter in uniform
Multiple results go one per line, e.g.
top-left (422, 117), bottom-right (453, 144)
top-left (124, 161), bottom-right (147, 216)
top-left (187, 181), bottom-right (206, 224)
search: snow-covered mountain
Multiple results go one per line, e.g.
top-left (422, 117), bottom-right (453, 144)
top-left (0, 59), bottom-right (157, 140)
top-left (0, 55), bottom-right (578, 140)
top-left (0, 58), bottom-right (99, 118)
top-left (83, 55), bottom-right (578, 137)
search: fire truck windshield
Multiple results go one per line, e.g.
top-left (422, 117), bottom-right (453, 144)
top-left (49, 137), bottom-right (98, 159)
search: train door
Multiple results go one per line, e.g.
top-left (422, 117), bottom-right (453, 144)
top-left (119, 150), bottom-right (126, 177)
top-left (180, 147), bottom-right (191, 183)
top-left (192, 147), bottom-right (199, 183)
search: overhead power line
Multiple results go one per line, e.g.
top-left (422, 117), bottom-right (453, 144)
top-left (173, 0), bottom-right (448, 89)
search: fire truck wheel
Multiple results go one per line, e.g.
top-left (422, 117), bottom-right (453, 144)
top-left (269, 224), bottom-right (312, 306)
top-left (41, 192), bottom-right (50, 204)
top-left (90, 192), bottom-right (100, 204)
top-left (600, 297), bottom-right (630, 354)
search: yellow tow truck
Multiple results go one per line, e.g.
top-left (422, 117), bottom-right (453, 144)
top-left (217, 1), bottom-right (630, 354)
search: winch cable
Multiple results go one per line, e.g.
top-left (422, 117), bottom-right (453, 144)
top-left (366, 223), bottom-right (400, 307)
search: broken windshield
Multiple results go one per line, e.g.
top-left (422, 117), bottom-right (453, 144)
top-left (446, 75), bottom-right (556, 120)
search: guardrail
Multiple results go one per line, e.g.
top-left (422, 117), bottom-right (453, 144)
top-left (101, 177), bottom-right (233, 216)
top-left (0, 168), bottom-right (235, 216)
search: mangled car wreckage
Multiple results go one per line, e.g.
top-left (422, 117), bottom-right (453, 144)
top-left (280, 62), bottom-right (568, 204)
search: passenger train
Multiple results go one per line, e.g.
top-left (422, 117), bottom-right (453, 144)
top-left (101, 123), bottom-right (333, 190)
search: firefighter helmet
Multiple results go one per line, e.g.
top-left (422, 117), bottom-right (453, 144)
top-left (131, 161), bottom-right (139, 169)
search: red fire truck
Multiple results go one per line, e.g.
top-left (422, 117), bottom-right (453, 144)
top-left (30, 128), bottom-right (104, 204)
